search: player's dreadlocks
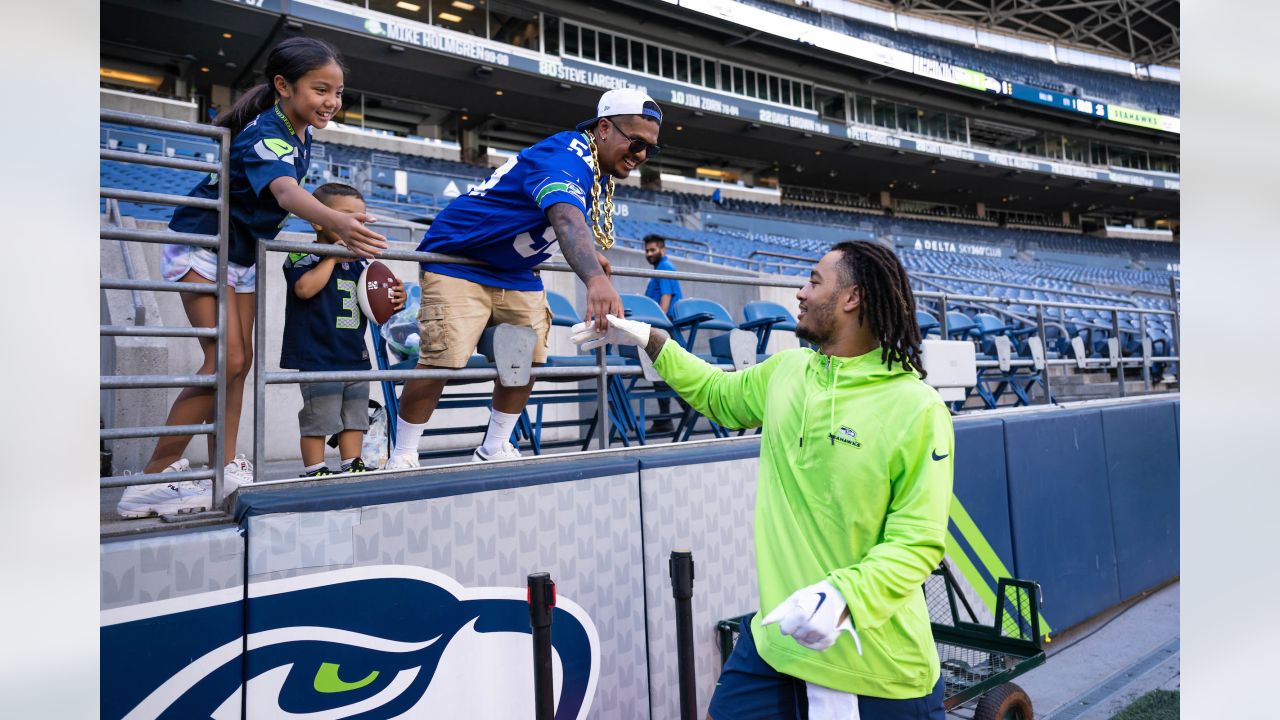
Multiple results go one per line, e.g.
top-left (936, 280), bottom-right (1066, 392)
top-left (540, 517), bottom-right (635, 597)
top-left (832, 240), bottom-right (927, 380)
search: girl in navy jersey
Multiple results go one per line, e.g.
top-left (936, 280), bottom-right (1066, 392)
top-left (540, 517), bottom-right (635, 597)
top-left (119, 38), bottom-right (388, 517)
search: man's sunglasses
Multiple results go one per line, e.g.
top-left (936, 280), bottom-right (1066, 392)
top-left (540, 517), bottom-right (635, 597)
top-left (611, 123), bottom-right (662, 158)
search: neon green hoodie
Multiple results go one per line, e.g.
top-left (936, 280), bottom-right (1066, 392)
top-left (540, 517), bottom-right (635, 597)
top-left (653, 340), bottom-right (954, 698)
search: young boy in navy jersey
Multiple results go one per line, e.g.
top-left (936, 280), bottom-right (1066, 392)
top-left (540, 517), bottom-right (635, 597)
top-left (281, 183), bottom-right (405, 476)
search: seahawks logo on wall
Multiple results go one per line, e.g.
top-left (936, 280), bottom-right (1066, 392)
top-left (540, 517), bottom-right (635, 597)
top-left (100, 566), bottom-right (600, 719)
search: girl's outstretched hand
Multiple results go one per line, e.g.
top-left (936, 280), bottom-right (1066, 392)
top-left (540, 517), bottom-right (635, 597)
top-left (334, 213), bottom-right (388, 258)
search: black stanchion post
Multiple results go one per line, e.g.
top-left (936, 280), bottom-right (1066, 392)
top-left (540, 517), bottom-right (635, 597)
top-left (528, 572), bottom-right (556, 720)
top-left (670, 550), bottom-right (697, 720)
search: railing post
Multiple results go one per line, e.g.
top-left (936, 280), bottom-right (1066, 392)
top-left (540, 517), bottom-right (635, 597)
top-left (212, 124), bottom-right (230, 506)
top-left (596, 346), bottom-right (610, 450)
top-left (527, 572), bottom-right (556, 720)
top-left (670, 550), bottom-right (697, 720)
top-left (254, 236), bottom-right (267, 490)
top-left (1139, 311), bottom-right (1152, 391)
top-left (1111, 308), bottom-right (1125, 398)
top-left (1036, 303), bottom-right (1052, 404)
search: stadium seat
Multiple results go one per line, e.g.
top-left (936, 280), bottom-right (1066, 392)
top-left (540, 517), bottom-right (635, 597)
top-left (915, 310), bottom-right (941, 338)
top-left (741, 300), bottom-right (798, 353)
top-left (670, 298), bottom-right (738, 352)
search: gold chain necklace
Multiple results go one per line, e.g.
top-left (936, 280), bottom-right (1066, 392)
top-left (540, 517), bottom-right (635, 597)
top-left (584, 131), bottom-right (616, 251)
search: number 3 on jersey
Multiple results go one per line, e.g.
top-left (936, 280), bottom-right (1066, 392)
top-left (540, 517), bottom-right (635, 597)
top-left (513, 226), bottom-right (557, 259)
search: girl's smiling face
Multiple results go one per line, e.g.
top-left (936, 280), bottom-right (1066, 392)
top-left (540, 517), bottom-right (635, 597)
top-left (274, 60), bottom-right (344, 132)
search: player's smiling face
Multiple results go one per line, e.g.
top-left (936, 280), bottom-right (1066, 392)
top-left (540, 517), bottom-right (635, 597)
top-left (795, 251), bottom-right (855, 346)
top-left (597, 116), bottom-right (659, 179)
top-left (276, 60), bottom-right (345, 133)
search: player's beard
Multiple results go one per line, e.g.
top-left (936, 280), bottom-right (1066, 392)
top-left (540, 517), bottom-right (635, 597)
top-left (795, 295), bottom-right (838, 347)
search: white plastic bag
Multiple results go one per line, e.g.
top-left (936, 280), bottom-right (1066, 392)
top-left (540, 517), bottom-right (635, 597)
top-left (362, 401), bottom-right (389, 469)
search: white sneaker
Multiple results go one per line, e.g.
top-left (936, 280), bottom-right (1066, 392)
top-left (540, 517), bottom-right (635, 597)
top-left (223, 457), bottom-right (254, 493)
top-left (384, 453), bottom-right (421, 470)
top-left (117, 458), bottom-right (210, 518)
top-left (472, 441), bottom-right (522, 462)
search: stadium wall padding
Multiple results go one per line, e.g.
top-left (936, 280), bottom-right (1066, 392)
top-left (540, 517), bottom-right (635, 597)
top-left (99, 398), bottom-right (1179, 719)
top-left (1099, 402), bottom-right (1180, 600)
top-left (1004, 408), bottom-right (1123, 630)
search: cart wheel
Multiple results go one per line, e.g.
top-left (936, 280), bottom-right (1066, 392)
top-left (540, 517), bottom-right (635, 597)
top-left (973, 682), bottom-right (1033, 720)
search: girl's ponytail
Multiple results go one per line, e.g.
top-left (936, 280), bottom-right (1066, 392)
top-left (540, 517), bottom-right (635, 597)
top-left (211, 37), bottom-right (344, 136)
top-left (213, 83), bottom-right (276, 136)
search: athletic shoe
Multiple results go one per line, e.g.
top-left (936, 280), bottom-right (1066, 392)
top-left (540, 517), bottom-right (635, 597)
top-left (223, 456), bottom-right (254, 492)
top-left (648, 419), bottom-right (675, 434)
top-left (341, 458), bottom-right (371, 473)
top-left (384, 453), bottom-right (421, 470)
top-left (232, 453), bottom-right (254, 478)
top-left (117, 458), bottom-right (210, 518)
top-left (473, 441), bottom-right (522, 462)
top-left (301, 466), bottom-right (334, 478)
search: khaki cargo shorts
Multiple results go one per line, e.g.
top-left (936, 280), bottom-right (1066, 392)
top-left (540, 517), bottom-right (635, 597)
top-left (416, 271), bottom-right (552, 369)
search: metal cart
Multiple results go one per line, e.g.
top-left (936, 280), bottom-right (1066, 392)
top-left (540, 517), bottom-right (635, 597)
top-left (716, 562), bottom-right (1046, 720)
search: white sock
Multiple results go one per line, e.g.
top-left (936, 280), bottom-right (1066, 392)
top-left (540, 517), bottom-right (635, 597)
top-left (393, 417), bottom-right (427, 458)
top-left (304, 462), bottom-right (327, 473)
top-left (480, 409), bottom-right (520, 454)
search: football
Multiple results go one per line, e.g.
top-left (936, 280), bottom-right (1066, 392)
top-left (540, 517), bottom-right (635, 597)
top-left (357, 261), bottom-right (400, 325)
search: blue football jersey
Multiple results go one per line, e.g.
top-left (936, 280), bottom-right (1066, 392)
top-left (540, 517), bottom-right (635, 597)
top-left (280, 253), bottom-right (371, 371)
top-left (418, 131), bottom-right (601, 291)
top-left (170, 105), bottom-right (311, 267)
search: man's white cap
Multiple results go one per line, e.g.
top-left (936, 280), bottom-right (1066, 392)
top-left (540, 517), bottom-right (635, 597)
top-left (575, 88), bottom-right (664, 131)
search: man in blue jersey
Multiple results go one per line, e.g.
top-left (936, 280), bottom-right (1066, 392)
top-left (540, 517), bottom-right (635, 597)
top-left (386, 89), bottom-right (664, 466)
top-left (643, 234), bottom-right (684, 435)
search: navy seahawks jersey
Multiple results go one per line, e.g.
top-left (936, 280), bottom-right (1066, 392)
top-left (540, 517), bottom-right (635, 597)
top-left (418, 131), bottom-right (602, 291)
top-left (170, 105), bottom-right (312, 268)
top-left (280, 253), bottom-right (371, 371)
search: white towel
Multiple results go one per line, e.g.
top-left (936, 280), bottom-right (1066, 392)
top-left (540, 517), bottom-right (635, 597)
top-left (806, 682), bottom-right (861, 720)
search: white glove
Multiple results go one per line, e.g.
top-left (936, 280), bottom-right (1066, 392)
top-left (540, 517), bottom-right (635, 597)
top-left (568, 314), bottom-right (651, 351)
top-left (762, 580), bottom-right (863, 654)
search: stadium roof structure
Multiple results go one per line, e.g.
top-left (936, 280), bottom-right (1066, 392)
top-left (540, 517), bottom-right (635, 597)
top-left (879, 0), bottom-right (1180, 66)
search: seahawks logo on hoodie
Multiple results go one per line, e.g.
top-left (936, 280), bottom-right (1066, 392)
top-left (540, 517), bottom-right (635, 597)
top-left (830, 425), bottom-right (863, 448)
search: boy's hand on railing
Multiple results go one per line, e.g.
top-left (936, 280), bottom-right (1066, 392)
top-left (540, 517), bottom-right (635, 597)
top-left (569, 314), bottom-right (650, 351)
top-left (390, 277), bottom-right (407, 312)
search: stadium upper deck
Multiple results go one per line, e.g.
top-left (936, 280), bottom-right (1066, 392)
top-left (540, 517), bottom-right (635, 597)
top-left (738, 0), bottom-right (1179, 115)
top-left (102, 0), bottom-right (1178, 233)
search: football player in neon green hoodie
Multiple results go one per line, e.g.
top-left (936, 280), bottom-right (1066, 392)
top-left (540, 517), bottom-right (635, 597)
top-left (572, 241), bottom-right (953, 719)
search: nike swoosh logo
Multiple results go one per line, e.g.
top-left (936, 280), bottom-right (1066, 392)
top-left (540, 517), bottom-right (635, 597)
top-left (813, 592), bottom-right (827, 614)
top-left (932, 450), bottom-right (949, 461)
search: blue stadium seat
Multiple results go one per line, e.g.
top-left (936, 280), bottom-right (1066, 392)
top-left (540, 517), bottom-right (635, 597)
top-left (741, 300), bottom-right (798, 353)
top-left (915, 310), bottom-right (940, 338)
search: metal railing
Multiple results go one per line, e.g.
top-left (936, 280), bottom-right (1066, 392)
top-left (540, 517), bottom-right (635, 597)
top-left (248, 238), bottom-right (1180, 478)
top-left (249, 239), bottom-right (817, 478)
top-left (923, 289), bottom-right (1180, 399)
top-left (98, 110), bottom-right (231, 506)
